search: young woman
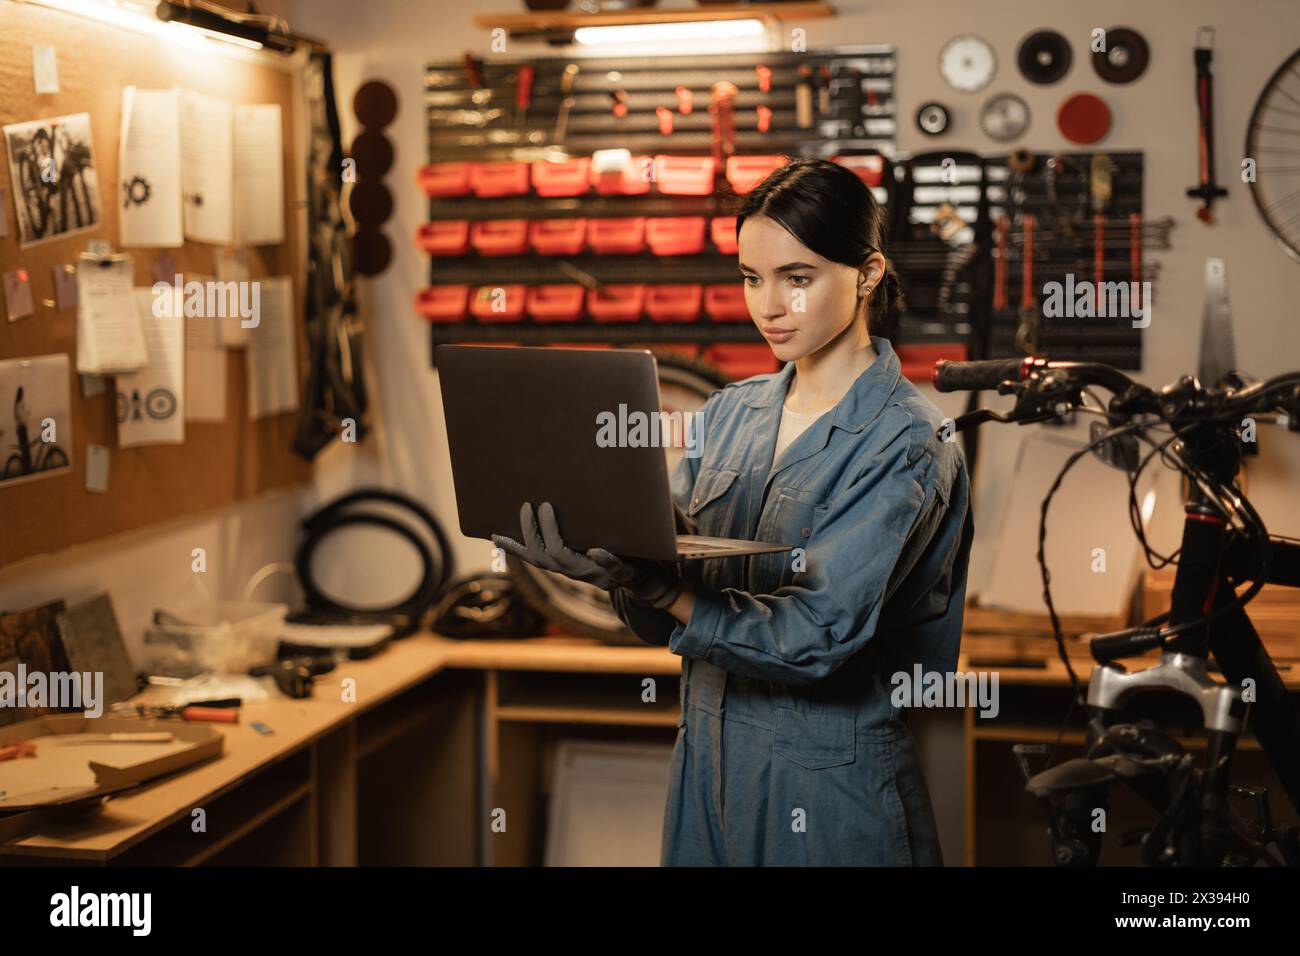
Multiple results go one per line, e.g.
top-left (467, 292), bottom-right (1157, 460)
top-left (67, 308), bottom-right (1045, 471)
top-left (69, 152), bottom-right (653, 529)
top-left (493, 158), bottom-right (974, 866)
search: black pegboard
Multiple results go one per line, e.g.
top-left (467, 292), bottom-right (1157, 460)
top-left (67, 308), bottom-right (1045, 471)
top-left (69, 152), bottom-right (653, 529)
top-left (423, 47), bottom-right (897, 355)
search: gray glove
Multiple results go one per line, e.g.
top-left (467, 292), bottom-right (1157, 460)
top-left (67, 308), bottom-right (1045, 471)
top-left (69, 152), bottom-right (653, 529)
top-left (492, 501), bottom-right (683, 609)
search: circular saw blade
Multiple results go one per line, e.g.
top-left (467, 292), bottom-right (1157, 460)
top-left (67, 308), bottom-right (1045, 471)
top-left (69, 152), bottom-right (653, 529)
top-left (1017, 30), bottom-right (1073, 84)
top-left (1092, 26), bottom-right (1150, 84)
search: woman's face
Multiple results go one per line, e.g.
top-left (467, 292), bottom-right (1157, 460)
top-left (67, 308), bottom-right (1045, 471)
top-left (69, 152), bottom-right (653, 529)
top-left (737, 215), bottom-right (882, 363)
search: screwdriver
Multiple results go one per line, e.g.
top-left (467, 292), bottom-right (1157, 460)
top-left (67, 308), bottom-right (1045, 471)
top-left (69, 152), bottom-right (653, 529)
top-left (516, 64), bottom-right (534, 130)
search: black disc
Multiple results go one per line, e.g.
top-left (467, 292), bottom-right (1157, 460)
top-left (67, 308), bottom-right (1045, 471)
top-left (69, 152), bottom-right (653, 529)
top-left (348, 180), bottom-right (393, 226)
top-left (352, 229), bottom-right (392, 276)
top-left (916, 101), bottom-right (950, 136)
top-left (1092, 26), bottom-right (1150, 84)
top-left (1017, 30), bottom-right (1072, 84)
top-left (353, 80), bottom-right (398, 128)
top-left (350, 131), bottom-right (394, 178)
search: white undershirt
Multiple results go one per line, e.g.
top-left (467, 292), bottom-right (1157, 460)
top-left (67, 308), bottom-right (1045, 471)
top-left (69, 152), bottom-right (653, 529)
top-left (771, 401), bottom-right (831, 469)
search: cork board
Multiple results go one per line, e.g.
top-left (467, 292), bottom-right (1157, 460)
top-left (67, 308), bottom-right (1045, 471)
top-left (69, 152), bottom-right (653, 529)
top-left (0, 4), bottom-right (310, 568)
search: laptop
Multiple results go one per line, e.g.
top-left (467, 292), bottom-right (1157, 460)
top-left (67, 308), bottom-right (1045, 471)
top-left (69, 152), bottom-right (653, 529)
top-left (436, 345), bottom-right (794, 562)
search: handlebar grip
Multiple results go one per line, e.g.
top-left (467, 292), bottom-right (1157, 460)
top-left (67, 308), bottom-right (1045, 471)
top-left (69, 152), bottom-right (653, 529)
top-left (931, 357), bottom-right (1028, 393)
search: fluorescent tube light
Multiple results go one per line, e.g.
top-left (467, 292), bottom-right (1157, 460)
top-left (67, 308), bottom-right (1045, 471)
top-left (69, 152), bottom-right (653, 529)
top-left (573, 18), bottom-right (765, 47)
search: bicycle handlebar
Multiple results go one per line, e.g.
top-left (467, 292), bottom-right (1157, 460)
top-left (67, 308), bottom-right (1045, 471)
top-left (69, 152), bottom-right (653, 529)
top-left (931, 357), bottom-right (1028, 393)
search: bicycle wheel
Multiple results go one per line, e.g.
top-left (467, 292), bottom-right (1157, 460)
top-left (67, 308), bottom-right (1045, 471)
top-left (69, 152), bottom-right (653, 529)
top-left (505, 349), bottom-right (733, 644)
top-left (3, 453), bottom-right (26, 479)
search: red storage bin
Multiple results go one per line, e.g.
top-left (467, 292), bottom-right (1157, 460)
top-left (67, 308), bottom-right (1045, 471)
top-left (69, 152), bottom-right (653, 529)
top-left (415, 220), bottom-right (470, 256)
top-left (470, 219), bottom-right (529, 256)
top-left (470, 284), bottom-right (526, 322)
top-left (647, 284), bottom-right (702, 322)
top-left (527, 285), bottom-right (585, 323)
top-left (415, 285), bottom-right (470, 322)
top-left (832, 154), bottom-right (885, 188)
top-left (529, 219), bottom-right (588, 255)
top-left (653, 155), bottom-right (716, 195)
top-left (646, 217), bottom-right (706, 256)
top-left (711, 216), bottom-right (738, 254)
top-left (588, 217), bottom-right (646, 255)
top-left (470, 161), bottom-right (530, 197)
top-left (725, 155), bottom-right (786, 195)
top-left (704, 284), bottom-right (750, 322)
top-left (417, 162), bottom-right (473, 197)
top-left (592, 155), bottom-right (653, 195)
top-left (587, 284), bottom-right (646, 322)
top-left (531, 158), bottom-right (592, 197)
top-left (706, 344), bottom-right (779, 379)
top-left (897, 343), bottom-right (967, 383)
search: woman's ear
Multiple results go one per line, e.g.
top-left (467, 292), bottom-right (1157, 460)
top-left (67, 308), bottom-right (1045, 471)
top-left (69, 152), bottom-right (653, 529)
top-left (856, 252), bottom-right (887, 297)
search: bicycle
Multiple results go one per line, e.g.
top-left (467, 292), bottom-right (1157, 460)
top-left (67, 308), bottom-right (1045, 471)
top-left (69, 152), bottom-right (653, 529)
top-left (932, 354), bottom-right (1300, 866)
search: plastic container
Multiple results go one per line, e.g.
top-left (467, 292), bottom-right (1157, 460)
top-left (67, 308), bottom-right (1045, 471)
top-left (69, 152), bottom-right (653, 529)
top-left (646, 217), bottom-right (706, 256)
top-left (711, 216), bottom-right (739, 254)
top-left (588, 217), bottom-right (646, 254)
top-left (646, 284), bottom-right (703, 322)
top-left (527, 284), bottom-right (585, 322)
top-left (592, 155), bottom-right (653, 195)
top-left (530, 218), bottom-right (588, 255)
top-left (142, 602), bottom-right (287, 678)
top-left (470, 284), bottom-right (527, 322)
top-left (725, 154), bottom-right (786, 194)
top-left (832, 154), bottom-right (885, 188)
top-left (532, 158), bottom-right (592, 197)
top-left (705, 344), bottom-right (779, 379)
top-left (415, 285), bottom-right (470, 322)
top-left (587, 284), bottom-right (646, 322)
top-left (704, 284), bottom-right (750, 322)
top-left (652, 155), bottom-right (716, 195)
top-left (470, 161), bottom-right (530, 197)
top-left (415, 220), bottom-right (471, 256)
top-left (470, 219), bottom-right (530, 256)
top-left (417, 161), bottom-right (473, 197)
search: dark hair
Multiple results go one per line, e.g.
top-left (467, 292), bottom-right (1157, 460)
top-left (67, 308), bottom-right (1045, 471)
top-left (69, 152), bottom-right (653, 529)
top-left (733, 157), bottom-right (903, 341)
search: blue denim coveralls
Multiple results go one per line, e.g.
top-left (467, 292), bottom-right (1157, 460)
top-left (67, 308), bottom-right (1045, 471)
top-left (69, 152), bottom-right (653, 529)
top-left (612, 337), bottom-right (974, 866)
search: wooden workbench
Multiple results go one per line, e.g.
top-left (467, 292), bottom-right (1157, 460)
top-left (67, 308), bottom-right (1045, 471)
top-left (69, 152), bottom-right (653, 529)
top-left (0, 634), bottom-right (680, 866)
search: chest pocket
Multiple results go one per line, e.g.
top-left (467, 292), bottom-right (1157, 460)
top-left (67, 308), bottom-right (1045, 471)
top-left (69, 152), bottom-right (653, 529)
top-left (750, 492), bottom-right (831, 589)
top-left (687, 467), bottom-right (741, 532)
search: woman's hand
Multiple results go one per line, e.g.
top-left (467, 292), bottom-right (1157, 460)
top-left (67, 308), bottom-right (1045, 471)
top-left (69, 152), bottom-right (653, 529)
top-left (492, 502), bottom-right (683, 610)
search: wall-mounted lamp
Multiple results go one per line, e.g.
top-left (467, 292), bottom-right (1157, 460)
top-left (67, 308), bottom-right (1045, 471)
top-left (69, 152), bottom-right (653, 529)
top-left (15, 0), bottom-right (310, 54)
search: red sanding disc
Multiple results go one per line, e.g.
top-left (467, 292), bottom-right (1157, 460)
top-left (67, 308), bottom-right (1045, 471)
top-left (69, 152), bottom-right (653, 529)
top-left (1057, 92), bottom-right (1111, 144)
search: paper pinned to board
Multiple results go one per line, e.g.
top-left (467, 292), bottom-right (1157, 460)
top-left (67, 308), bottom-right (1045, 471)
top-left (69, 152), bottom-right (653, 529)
top-left (233, 104), bottom-right (285, 246)
top-left (75, 253), bottom-right (147, 374)
top-left (246, 275), bottom-right (298, 419)
top-left (119, 87), bottom-right (183, 248)
top-left (213, 247), bottom-right (251, 348)
top-left (115, 288), bottom-right (184, 447)
top-left (179, 90), bottom-right (233, 245)
top-left (182, 273), bottom-right (226, 422)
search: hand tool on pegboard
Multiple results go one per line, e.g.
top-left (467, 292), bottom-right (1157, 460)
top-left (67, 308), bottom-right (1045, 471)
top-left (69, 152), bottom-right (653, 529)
top-left (553, 63), bottom-right (578, 142)
top-left (515, 64), bottom-right (534, 130)
top-left (1015, 214), bottom-right (1039, 354)
top-left (1186, 28), bottom-right (1228, 223)
top-left (795, 65), bottom-right (814, 128)
top-left (993, 216), bottom-right (1009, 313)
top-left (709, 81), bottom-right (738, 167)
